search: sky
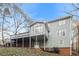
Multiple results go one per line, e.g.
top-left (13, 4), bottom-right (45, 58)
top-left (0, 3), bottom-right (76, 38)
top-left (19, 3), bottom-right (74, 21)
top-left (0, 3), bottom-right (78, 39)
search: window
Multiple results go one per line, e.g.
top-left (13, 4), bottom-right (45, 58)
top-left (59, 20), bottom-right (65, 25)
top-left (58, 30), bottom-right (62, 36)
top-left (31, 27), bottom-right (34, 32)
top-left (35, 25), bottom-right (42, 33)
top-left (62, 30), bottom-right (65, 36)
top-left (60, 39), bottom-right (64, 44)
top-left (58, 29), bottom-right (66, 36)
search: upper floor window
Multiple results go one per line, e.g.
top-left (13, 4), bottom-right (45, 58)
top-left (58, 29), bottom-right (66, 36)
top-left (59, 20), bottom-right (65, 25)
top-left (35, 24), bottom-right (43, 33)
top-left (31, 27), bottom-right (34, 32)
top-left (58, 30), bottom-right (62, 36)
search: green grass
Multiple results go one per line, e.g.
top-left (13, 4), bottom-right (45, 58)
top-left (0, 47), bottom-right (59, 56)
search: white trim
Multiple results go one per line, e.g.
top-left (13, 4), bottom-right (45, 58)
top-left (58, 29), bottom-right (66, 37)
top-left (29, 27), bottom-right (31, 48)
top-left (44, 23), bottom-right (46, 50)
top-left (59, 20), bottom-right (65, 26)
top-left (70, 17), bottom-right (72, 56)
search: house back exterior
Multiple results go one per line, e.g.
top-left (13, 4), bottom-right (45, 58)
top-left (9, 16), bottom-right (78, 55)
top-left (29, 16), bottom-right (71, 49)
top-left (47, 16), bottom-right (71, 48)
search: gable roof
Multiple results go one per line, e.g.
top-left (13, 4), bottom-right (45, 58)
top-left (47, 16), bottom-right (72, 23)
top-left (29, 16), bottom-right (72, 27)
top-left (29, 21), bottom-right (44, 27)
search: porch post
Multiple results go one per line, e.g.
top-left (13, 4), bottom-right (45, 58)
top-left (36, 35), bottom-right (38, 48)
top-left (16, 39), bottom-right (17, 47)
top-left (44, 33), bottom-right (45, 50)
top-left (22, 38), bottom-right (24, 47)
top-left (44, 21), bottom-right (46, 50)
top-left (29, 27), bottom-right (31, 48)
top-left (10, 37), bottom-right (12, 47)
top-left (16, 37), bottom-right (18, 47)
top-left (29, 36), bottom-right (31, 48)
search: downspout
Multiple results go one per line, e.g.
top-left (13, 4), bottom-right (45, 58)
top-left (70, 16), bottom-right (73, 56)
top-left (43, 21), bottom-right (49, 50)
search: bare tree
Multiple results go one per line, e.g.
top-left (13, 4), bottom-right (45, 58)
top-left (0, 3), bottom-right (33, 47)
top-left (64, 4), bottom-right (79, 55)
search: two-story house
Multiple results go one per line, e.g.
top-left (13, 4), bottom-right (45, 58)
top-left (10, 16), bottom-right (78, 55)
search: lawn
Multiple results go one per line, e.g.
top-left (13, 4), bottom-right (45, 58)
top-left (0, 47), bottom-right (59, 56)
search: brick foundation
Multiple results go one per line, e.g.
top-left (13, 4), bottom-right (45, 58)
top-left (58, 48), bottom-right (70, 56)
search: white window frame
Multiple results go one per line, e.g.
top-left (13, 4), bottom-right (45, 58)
top-left (62, 29), bottom-right (66, 36)
top-left (59, 20), bottom-right (65, 25)
top-left (58, 29), bottom-right (66, 37)
top-left (58, 30), bottom-right (62, 36)
top-left (60, 39), bottom-right (64, 44)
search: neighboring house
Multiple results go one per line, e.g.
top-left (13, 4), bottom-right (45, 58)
top-left (10, 16), bottom-right (78, 55)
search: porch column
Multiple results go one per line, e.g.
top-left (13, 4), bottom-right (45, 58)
top-left (29, 27), bottom-right (31, 48)
top-left (16, 38), bottom-right (18, 47)
top-left (44, 35), bottom-right (45, 50)
top-left (10, 39), bottom-right (12, 47)
top-left (22, 38), bottom-right (24, 47)
top-left (29, 36), bottom-right (31, 48)
top-left (35, 35), bottom-right (38, 48)
top-left (44, 21), bottom-right (46, 50)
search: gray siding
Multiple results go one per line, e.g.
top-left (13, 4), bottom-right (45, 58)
top-left (10, 16), bottom-right (75, 49)
top-left (46, 18), bottom-right (71, 48)
top-left (30, 23), bottom-right (45, 36)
